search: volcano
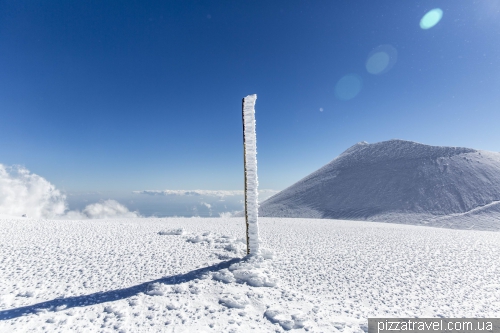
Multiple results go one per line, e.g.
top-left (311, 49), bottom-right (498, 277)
top-left (259, 140), bottom-right (500, 230)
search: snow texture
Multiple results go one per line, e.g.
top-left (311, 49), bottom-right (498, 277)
top-left (243, 94), bottom-right (260, 254)
top-left (260, 139), bottom-right (500, 231)
top-left (1, 217), bottom-right (499, 332)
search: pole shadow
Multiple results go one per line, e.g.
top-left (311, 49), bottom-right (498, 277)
top-left (0, 258), bottom-right (241, 321)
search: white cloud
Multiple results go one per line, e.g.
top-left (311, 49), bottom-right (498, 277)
top-left (135, 190), bottom-right (244, 197)
top-left (219, 211), bottom-right (241, 218)
top-left (134, 189), bottom-right (279, 198)
top-left (0, 164), bottom-right (139, 219)
top-left (0, 164), bottom-right (67, 218)
top-left (200, 202), bottom-right (212, 216)
top-left (63, 200), bottom-right (140, 219)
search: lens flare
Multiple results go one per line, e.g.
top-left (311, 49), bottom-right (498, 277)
top-left (366, 52), bottom-right (389, 74)
top-left (335, 74), bottom-right (363, 101)
top-left (365, 45), bottom-right (398, 75)
top-left (420, 8), bottom-right (443, 29)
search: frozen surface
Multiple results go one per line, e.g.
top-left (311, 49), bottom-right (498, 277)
top-left (242, 94), bottom-right (260, 254)
top-left (260, 140), bottom-right (500, 231)
top-left (1, 217), bottom-right (499, 332)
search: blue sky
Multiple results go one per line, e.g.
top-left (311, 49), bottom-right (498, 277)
top-left (1, 0), bottom-right (500, 198)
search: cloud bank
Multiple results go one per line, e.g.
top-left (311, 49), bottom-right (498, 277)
top-left (0, 164), bottom-right (140, 219)
top-left (134, 189), bottom-right (279, 198)
top-left (134, 190), bottom-right (244, 197)
top-left (63, 200), bottom-right (141, 219)
top-left (0, 164), bottom-right (67, 218)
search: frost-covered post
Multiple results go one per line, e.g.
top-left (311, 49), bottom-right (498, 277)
top-left (242, 94), bottom-right (260, 255)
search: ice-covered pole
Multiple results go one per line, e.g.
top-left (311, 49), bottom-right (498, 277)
top-left (242, 94), bottom-right (260, 255)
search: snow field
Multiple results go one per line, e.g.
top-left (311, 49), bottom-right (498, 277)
top-left (0, 217), bottom-right (499, 332)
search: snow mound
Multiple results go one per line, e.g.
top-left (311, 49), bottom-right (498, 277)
top-left (264, 307), bottom-right (308, 331)
top-left (218, 295), bottom-right (249, 309)
top-left (259, 139), bottom-right (500, 230)
top-left (179, 230), bottom-right (278, 287)
top-left (226, 255), bottom-right (278, 287)
top-left (158, 228), bottom-right (185, 236)
top-left (212, 269), bottom-right (236, 283)
top-left (145, 282), bottom-right (170, 296)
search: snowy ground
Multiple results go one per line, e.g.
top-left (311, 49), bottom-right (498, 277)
top-left (1, 217), bottom-right (499, 332)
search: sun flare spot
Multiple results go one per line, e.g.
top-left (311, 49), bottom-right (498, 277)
top-left (335, 74), bottom-right (363, 101)
top-left (420, 8), bottom-right (443, 30)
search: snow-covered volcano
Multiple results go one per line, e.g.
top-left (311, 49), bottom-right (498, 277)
top-left (259, 139), bottom-right (500, 230)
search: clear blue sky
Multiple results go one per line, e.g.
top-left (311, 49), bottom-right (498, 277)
top-left (1, 0), bottom-right (500, 193)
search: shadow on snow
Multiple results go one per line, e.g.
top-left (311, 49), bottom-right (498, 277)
top-left (0, 258), bottom-right (241, 321)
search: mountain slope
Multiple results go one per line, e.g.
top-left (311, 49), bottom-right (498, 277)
top-left (259, 140), bottom-right (500, 230)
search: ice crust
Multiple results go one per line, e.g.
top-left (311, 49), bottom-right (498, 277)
top-left (242, 94), bottom-right (260, 254)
